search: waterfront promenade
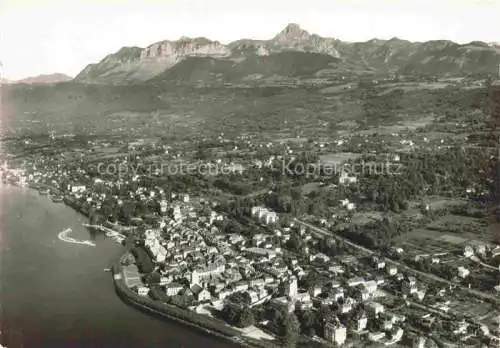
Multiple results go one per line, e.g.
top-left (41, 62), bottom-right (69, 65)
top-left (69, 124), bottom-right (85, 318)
top-left (111, 252), bottom-right (278, 348)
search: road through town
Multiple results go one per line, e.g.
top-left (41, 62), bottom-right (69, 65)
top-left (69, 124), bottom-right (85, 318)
top-left (294, 219), bottom-right (500, 305)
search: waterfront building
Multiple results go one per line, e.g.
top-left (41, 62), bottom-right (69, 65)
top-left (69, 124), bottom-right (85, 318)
top-left (165, 283), bottom-right (184, 297)
top-left (137, 286), bottom-right (150, 297)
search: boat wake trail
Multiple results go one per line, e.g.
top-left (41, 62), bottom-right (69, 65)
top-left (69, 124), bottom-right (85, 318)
top-left (57, 228), bottom-right (95, 247)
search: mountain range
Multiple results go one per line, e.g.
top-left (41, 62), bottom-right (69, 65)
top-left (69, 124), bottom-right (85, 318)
top-left (74, 23), bottom-right (500, 85)
top-left (2, 73), bottom-right (73, 85)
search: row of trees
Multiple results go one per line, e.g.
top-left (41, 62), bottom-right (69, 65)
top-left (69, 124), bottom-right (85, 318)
top-left (220, 299), bottom-right (302, 346)
top-left (130, 246), bottom-right (153, 273)
top-left (221, 304), bottom-right (255, 328)
top-left (340, 217), bottom-right (406, 249)
top-left (266, 308), bottom-right (301, 347)
top-left (357, 147), bottom-right (493, 213)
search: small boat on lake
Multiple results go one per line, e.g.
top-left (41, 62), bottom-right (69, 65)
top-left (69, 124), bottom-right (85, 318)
top-left (52, 196), bottom-right (63, 203)
top-left (58, 228), bottom-right (96, 247)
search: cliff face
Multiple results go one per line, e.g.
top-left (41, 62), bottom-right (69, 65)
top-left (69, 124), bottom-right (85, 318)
top-left (140, 37), bottom-right (230, 60)
top-left (75, 47), bottom-right (143, 84)
top-left (74, 23), bottom-right (500, 84)
top-left (75, 38), bottom-right (231, 84)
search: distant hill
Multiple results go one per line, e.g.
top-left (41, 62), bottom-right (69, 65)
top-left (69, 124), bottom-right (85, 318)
top-left (74, 23), bottom-right (500, 84)
top-left (13, 73), bottom-right (73, 85)
top-left (149, 51), bottom-right (339, 83)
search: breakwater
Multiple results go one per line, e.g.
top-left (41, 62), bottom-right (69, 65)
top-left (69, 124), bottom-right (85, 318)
top-left (57, 228), bottom-right (96, 247)
top-left (83, 224), bottom-right (126, 243)
top-left (111, 260), bottom-right (245, 346)
top-left (111, 258), bottom-right (278, 348)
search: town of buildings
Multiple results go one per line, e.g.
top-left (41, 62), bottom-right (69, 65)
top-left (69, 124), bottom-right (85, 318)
top-left (1, 75), bottom-right (500, 347)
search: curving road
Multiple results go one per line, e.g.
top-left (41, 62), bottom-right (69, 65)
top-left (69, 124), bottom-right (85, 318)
top-left (294, 218), bottom-right (500, 304)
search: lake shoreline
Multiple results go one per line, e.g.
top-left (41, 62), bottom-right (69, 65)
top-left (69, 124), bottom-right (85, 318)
top-left (112, 258), bottom-right (245, 347)
top-left (111, 253), bottom-right (277, 348)
top-left (2, 183), bottom-right (273, 348)
top-left (1, 183), bottom-right (242, 348)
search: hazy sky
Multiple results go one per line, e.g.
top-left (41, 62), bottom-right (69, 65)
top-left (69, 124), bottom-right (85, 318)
top-left (1, 0), bottom-right (499, 80)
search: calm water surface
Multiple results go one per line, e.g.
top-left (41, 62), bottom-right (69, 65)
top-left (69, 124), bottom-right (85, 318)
top-left (0, 185), bottom-right (236, 348)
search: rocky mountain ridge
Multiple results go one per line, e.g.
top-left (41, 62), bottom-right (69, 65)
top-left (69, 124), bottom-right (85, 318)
top-left (2, 73), bottom-right (73, 85)
top-left (74, 23), bottom-right (500, 84)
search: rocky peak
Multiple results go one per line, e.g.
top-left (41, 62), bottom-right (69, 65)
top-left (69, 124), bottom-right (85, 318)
top-left (140, 37), bottom-right (230, 61)
top-left (273, 23), bottom-right (311, 43)
top-left (177, 36), bottom-right (213, 46)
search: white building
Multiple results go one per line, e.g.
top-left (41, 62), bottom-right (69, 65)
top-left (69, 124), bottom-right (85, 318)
top-left (295, 292), bottom-right (312, 309)
top-left (324, 319), bottom-right (347, 346)
top-left (190, 263), bottom-right (225, 285)
top-left (284, 276), bottom-right (298, 298)
top-left (464, 245), bottom-right (474, 258)
top-left (70, 185), bottom-right (86, 193)
top-left (165, 283), bottom-right (184, 296)
top-left (366, 301), bottom-right (384, 316)
top-left (347, 277), bottom-right (365, 287)
top-left (355, 315), bottom-right (368, 332)
top-left (251, 206), bottom-right (279, 225)
top-left (197, 289), bottom-right (211, 302)
top-left (173, 205), bottom-right (182, 221)
top-left (387, 265), bottom-right (398, 276)
top-left (340, 297), bottom-right (355, 314)
top-left (368, 331), bottom-right (385, 342)
top-left (137, 286), bottom-right (150, 296)
top-left (145, 237), bottom-right (167, 263)
top-left (458, 266), bottom-right (470, 279)
top-left (338, 171), bottom-right (357, 185)
top-left (160, 200), bottom-right (168, 215)
top-left (363, 280), bottom-right (378, 294)
top-left (402, 276), bottom-right (418, 294)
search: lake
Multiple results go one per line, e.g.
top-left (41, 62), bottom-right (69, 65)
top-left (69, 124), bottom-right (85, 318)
top-left (0, 184), bottom-right (237, 348)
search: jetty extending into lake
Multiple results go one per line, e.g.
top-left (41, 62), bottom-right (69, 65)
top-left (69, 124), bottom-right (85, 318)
top-left (58, 228), bottom-right (96, 247)
top-left (82, 224), bottom-right (126, 243)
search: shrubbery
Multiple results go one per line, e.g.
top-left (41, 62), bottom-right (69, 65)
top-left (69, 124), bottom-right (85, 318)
top-left (131, 246), bottom-right (153, 273)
